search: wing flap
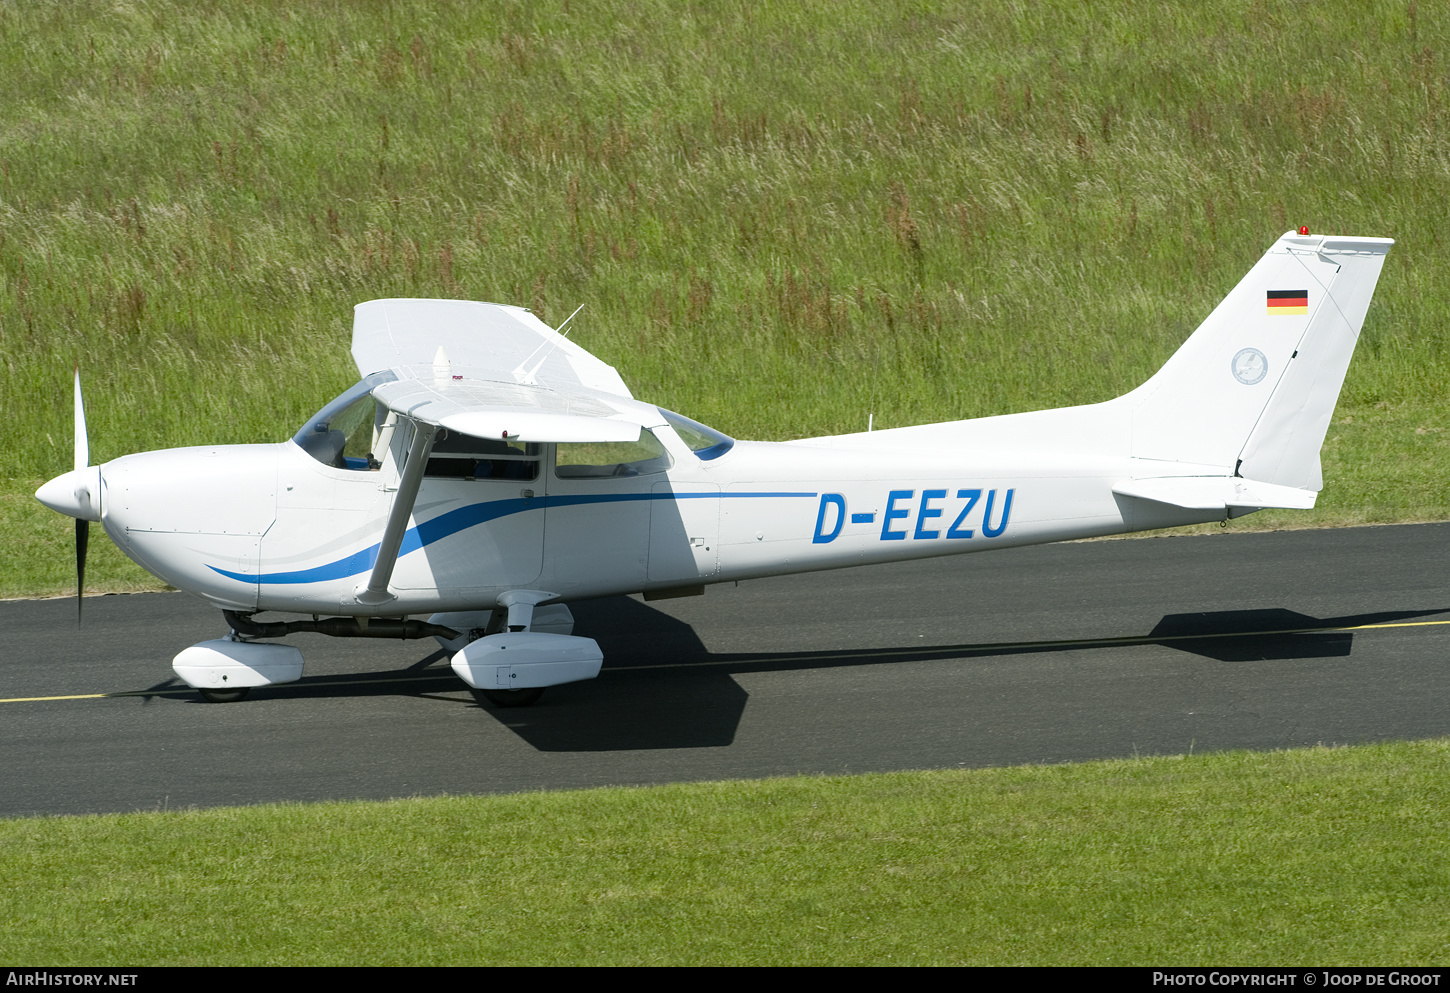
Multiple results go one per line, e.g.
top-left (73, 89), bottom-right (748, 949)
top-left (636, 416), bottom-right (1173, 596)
top-left (372, 378), bottom-right (646, 443)
top-left (441, 410), bottom-right (641, 443)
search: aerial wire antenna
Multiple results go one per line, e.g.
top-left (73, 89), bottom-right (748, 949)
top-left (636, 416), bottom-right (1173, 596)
top-left (868, 367), bottom-right (879, 432)
top-left (514, 303), bottom-right (586, 385)
top-left (554, 302), bottom-right (585, 337)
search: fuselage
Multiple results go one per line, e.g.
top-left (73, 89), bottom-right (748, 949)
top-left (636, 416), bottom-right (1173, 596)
top-left (91, 411), bottom-right (1220, 616)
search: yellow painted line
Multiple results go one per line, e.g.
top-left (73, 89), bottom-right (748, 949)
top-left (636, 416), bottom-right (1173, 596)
top-left (0, 672), bottom-right (460, 704)
top-left (104, 672), bottom-right (462, 696)
top-left (0, 692), bottom-right (109, 703)
top-left (4, 617), bottom-right (1450, 701)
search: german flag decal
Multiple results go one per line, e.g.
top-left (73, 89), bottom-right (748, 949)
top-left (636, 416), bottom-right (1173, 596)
top-left (1267, 289), bottom-right (1309, 315)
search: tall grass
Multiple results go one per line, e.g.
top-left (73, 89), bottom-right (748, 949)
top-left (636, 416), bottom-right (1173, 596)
top-left (3, 1), bottom-right (1449, 592)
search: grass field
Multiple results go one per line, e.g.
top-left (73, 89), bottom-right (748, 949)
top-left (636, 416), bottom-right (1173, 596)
top-left (4, 741), bottom-right (1448, 966)
top-left (4, 0), bottom-right (1450, 596)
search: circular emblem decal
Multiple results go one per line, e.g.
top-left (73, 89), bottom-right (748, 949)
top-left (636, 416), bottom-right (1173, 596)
top-left (1231, 347), bottom-right (1268, 385)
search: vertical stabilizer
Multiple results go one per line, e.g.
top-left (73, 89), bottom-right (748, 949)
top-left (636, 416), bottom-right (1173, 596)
top-left (1234, 237), bottom-right (1392, 489)
top-left (1126, 232), bottom-right (1392, 483)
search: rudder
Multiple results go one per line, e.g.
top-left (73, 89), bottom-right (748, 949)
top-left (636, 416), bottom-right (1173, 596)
top-left (1235, 236), bottom-right (1392, 490)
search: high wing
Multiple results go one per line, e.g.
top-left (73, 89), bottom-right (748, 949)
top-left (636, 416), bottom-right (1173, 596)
top-left (349, 299), bottom-right (658, 605)
top-left (351, 298), bottom-right (633, 398)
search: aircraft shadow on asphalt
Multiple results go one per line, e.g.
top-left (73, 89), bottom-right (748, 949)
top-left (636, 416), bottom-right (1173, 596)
top-left (1147, 607), bottom-right (1375, 662)
top-left (152, 599), bottom-right (1450, 753)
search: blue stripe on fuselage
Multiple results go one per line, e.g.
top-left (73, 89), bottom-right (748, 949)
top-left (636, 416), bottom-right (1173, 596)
top-left (207, 490), bottom-right (816, 585)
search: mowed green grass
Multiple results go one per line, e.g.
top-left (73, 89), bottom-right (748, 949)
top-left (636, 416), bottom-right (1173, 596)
top-left (4, 0), bottom-right (1450, 593)
top-left (4, 741), bottom-right (1448, 966)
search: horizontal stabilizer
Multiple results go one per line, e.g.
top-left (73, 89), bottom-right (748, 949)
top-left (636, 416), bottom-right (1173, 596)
top-left (1113, 476), bottom-right (1318, 511)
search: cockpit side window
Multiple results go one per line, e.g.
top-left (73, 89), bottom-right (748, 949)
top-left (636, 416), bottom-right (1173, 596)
top-left (555, 429), bottom-right (672, 478)
top-left (294, 372), bottom-right (398, 469)
top-left (425, 430), bottom-right (542, 481)
top-left (659, 408), bottom-right (734, 460)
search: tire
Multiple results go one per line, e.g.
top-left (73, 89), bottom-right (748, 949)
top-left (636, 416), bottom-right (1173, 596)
top-left (199, 686), bottom-right (250, 703)
top-left (475, 687), bottom-right (545, 708)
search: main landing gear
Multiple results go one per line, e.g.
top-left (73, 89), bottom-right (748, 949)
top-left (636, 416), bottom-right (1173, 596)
top-left (199, 687), bottom-right (251, 704)
top-left (473, 687), bottom-right (546, 708)
top-left (443, 593), bottom-right (603, 708)
top-left (170, 593), bottom-right (604, 707)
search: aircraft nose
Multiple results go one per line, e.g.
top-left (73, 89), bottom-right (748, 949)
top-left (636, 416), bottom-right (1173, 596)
top-left (36, 466), bottom-right (102, 522)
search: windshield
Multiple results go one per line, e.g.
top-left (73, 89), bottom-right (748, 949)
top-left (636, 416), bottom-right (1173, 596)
top-left (659, 408), bottom-right (734, 460)
top-left (293, 371), bottom-right (398, 468)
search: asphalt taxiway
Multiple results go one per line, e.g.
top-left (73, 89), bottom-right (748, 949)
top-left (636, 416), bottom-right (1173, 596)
top-left (3, 523), bottom-right (1448, 818)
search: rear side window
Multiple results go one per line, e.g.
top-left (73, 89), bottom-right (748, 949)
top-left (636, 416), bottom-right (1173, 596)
top-left (659, 408), bottom-right (734, 460)
top-left (555, 429), bottom-right (672, 478)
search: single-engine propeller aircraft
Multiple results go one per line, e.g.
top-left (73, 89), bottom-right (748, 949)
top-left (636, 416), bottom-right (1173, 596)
top-left (37, 230), bottom-right (1392, 705)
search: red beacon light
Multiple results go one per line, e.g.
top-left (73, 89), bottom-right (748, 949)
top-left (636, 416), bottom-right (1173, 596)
top-left (1299, 225), bottom-right (1310, 235)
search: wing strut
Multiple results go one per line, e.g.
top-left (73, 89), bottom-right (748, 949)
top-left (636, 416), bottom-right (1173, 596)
top-left (357, 419), bottom-right (437, 606)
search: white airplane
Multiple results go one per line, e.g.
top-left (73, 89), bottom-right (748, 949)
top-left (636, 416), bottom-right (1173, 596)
top-left (36, 229), bottom-right (1392, 705)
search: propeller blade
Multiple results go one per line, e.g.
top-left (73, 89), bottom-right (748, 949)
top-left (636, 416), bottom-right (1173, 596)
top-left (74, 366), bottom-right (89, 473)
top-left (76, 518), bottom-right (89, 626)
top-left (73, 366), bottom-right (90, 625)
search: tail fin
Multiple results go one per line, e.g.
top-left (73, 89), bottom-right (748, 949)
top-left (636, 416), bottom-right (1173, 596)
top-left (1125, 231), bottom-right (1392, 489)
